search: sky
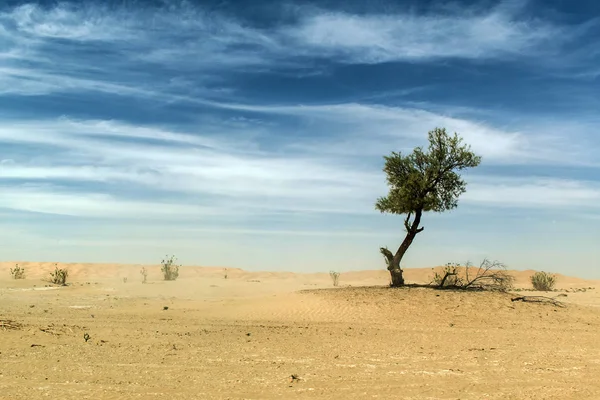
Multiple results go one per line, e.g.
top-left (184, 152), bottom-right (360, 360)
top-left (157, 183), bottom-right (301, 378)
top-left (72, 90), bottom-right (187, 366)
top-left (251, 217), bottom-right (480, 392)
top-left (0, 0), bottom-right (599, 277)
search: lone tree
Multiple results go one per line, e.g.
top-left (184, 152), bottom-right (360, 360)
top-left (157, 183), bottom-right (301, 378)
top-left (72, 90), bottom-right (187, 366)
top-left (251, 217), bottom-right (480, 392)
top-left (376, 128), bottom-right (481, 287)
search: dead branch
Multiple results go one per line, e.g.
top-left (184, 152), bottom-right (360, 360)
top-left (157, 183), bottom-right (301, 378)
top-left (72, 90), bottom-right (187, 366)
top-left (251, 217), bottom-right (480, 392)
top-left (432, 259), bottom-right (514, 292)
top-left (463, 259), bottom-right (514, 291)
top-left (439, 271), bottom-right (458, 288)
top-left (379, 247), bottom-right (394, 268)
top-left (0, 319), bottom-right (22, 330)
top-left (511, 296), bottom-right (566, 308)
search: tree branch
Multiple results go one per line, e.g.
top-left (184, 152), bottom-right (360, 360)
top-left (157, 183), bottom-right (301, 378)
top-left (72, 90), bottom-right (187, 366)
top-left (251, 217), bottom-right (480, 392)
top-left (379, 247), bottom-right (394, 268)
top-left (403, 212), bottom-right (412, 232)
top-left (424, 162), bottom-right (460, 194)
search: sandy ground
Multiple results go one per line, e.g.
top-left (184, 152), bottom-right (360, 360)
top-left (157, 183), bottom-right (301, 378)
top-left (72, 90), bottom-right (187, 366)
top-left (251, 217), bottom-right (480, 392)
top-left (1, 262), bottom-right (600, 399)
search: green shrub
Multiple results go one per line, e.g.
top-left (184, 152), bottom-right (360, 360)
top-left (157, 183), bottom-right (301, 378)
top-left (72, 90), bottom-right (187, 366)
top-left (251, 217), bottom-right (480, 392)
top-left (161, 255), bottom-right (180, 281)
top-left (10, 264), bottom-right (25, 279)
top-left (50, 264), bottom-right (68, 285)
top-left (531, 271), bottom-right (556, 291)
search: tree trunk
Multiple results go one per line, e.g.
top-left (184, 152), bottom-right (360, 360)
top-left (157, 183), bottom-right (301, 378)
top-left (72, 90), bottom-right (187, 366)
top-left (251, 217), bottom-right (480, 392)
top-left (388, 208), bottom-right (423, 287)
top-left (389, 267), bottom-right (405, 286)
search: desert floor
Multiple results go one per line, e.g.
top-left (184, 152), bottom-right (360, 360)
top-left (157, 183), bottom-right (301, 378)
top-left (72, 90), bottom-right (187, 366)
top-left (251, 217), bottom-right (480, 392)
top-left (1, 262), bottom-right (600, 400)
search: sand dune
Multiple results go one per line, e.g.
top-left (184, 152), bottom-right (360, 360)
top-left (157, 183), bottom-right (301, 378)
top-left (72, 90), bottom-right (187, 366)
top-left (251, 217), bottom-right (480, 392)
top-left (2, 260), bottom-right (600, 399)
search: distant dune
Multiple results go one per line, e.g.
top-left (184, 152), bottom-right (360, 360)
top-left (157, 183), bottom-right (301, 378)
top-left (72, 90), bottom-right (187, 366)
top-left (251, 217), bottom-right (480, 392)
top-left (1, 261), bottom-right (597, 290)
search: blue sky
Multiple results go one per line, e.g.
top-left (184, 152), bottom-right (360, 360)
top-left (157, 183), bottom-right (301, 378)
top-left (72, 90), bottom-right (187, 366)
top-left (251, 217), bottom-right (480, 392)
top-left (1, 0), bottom-right (599, 276)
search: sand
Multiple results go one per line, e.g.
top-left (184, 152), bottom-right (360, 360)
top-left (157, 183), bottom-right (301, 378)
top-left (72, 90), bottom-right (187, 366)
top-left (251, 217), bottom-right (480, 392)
top-left (1, 261), bottom-right (600, 399)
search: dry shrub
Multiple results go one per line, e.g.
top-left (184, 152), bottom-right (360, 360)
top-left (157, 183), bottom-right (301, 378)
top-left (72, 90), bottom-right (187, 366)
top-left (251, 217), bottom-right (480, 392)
top-left (161, 255), bottom-right (180, 281)
top-left (140, 267), bottom-right (148, 283)
top-left (50, 264), bottom-right (69, 285)
top-left (432, 264), bottom-right (461, 287)
top-left (329, 271), bottom-right (340, 287)
top-left (431, 259), bottom-right (514, 292)
top-left (10, 264), bottom-right (25, 279)
top-left (531, 271), bottom-right (556, 291)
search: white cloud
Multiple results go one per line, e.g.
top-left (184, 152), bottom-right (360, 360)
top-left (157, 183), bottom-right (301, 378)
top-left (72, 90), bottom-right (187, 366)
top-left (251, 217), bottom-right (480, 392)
top-left (209, 102), bottom-right (589, 166)
top-left (0, 187), bottom-right (217, 218)
top-left (0, 1), bottom-right (580, 74)
top-left (0, 117), bottom-right (383, 217)
top-left (464, 177), bottom-right (600, 209)
top-left (282, 7), bottom-right (563, 63)
top-left (0, 1), bottom-right (593, 109)
top-left (1, 115), bottom-right (599, 221)
top-left (8, 3), bottom-right (136, 41)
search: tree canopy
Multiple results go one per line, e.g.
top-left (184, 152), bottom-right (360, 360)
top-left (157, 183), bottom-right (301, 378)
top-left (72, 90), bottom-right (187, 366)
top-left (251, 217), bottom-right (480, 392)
top-left (376, 128), bottom-right (481, 217)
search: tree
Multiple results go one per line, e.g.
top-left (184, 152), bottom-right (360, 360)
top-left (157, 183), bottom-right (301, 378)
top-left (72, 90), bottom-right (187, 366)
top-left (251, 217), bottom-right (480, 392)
top-left (376, 128), bottom-right (481, 287)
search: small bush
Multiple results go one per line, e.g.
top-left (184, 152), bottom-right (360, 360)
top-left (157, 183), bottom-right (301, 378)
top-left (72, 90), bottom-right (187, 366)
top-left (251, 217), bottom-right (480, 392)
top-left (140, 267), bottom-right (148, 283)
top-left (329, 271), bottom-right (340, 287)
top-left (161, 255), bottom-right (180, 281)
top-left (10, 264), bottom-right (25, 279)
top-left (224, 268), bottom-right (228, 279)
top-left (50, 265), bottom-right (69, 285)
top-left (531, 271), bottom-right (556, 291)
top-left (431, 264), bottom-right (461, 287)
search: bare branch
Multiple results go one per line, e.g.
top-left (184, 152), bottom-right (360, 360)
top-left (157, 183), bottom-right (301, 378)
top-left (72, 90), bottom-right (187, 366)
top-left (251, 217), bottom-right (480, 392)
top-left (379, 247), bottom-right (394, 268)
top-left (431, 259), bottom-right (514, 292)
top-left (511, 296), bottom-right (566, 308)
top-left (439, 270), bottom-right (458, 287)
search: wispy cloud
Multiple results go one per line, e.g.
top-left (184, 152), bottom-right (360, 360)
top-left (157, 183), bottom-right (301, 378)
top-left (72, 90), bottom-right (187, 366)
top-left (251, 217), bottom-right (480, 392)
top-left (0, 186), bottom-right (217, 219)
top-left (0, 114), bottom-right (598, 223)
top-left (0, 117), bottom-right (383, 218)
top-left (0, 1), bottom-right (594, 98)
top-left (465, 177), bottom-right (600, 209)
top-left (282, 5), bottom-right (565, 63)
top-left (208, 102), bottom-right (596, 167)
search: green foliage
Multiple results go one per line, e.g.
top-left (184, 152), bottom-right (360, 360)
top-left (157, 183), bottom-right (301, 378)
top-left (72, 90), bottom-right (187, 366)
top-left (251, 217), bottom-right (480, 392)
top-left (10, 264), bottom-right (25, 279)
top-left (140, 267), bottom-right (148, 283)
top-left (329, 271), bottom-right (340, 287)
top-left (161, 255), bottom-right (180, 281)
top-left (376, 128), bottom-right (481, 216)
top-left (531, 271), bottom-right (556, 291)
top-left (50, 264), bottom-right (69, 285)
top-left (83, 333), bottom-right (91, 342)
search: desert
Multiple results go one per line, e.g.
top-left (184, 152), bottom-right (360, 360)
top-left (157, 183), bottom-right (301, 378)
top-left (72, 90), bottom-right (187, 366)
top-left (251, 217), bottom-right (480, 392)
top-left (2, 261), bottom-right (600, 400)
top-left (2, 1), bottom-right (600, 399)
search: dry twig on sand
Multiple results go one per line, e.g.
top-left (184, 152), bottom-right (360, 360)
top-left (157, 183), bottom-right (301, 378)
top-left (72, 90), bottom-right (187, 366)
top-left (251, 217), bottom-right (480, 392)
top-left (0, 319), bottom-right (22, 330)
top-left (511, 296), bottom-right (566, 308)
